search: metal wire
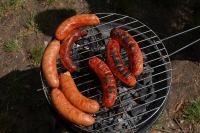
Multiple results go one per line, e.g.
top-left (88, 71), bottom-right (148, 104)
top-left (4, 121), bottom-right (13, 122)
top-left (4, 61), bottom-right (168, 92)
top-left (74, 61), bottom-right (170, 81)
top-left (74, 20), bottom-right (140, 50)
top-left (76, 28), bottom-right (153, 55)
top-left (89, 72), bottom-right (172, 101)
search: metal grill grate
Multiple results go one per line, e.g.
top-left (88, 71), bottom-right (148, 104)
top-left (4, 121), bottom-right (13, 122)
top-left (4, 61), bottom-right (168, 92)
top-left (41, 13), bottom-right (172, 133)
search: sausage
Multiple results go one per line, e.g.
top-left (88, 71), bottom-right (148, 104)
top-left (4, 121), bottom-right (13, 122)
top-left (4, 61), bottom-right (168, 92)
top-left (55, 14), bottom-right (100, 40)
top-left (60, 71), bottom-right (100, 113)
top-left (88, 57), bottom-right (117, 108)
top-left (106, 39), bottom-right (136, 86)
top-left (42, 40), bottom-right (60, 88)
top-left (59, 30), bottom-right (87, 73)
top-left (51, 88), bottom-right (95, 126)
top-left (110, 28), bottom-right (143, 76)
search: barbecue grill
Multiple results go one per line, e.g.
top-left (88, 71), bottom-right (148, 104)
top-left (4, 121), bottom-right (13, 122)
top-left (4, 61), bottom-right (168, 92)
top-left (40, 13), bottom-right (200, 133)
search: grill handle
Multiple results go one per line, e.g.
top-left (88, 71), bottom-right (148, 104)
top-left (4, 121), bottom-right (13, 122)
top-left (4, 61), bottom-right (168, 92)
top-left (160, 25), bottom-right (200, 57)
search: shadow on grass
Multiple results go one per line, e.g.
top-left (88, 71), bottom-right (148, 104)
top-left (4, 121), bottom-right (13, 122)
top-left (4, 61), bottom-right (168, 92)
top-left (0, 68), bottom-right (76, 133)
top-left (34, 9), bottom-right (76, 36)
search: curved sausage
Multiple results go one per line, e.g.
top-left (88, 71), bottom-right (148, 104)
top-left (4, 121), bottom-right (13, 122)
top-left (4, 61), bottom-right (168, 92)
top-left (88, 57), bottom-right (117, 108)
top-left (51, 88), bottom-right (95, 126)
top-left (110, 28), bottom-right (143, 76)
top-left (42, 40), bottom-right (60, 88)
top-left (59, 30), bottom-right (87, 73)
top-left (56, 14), bottom-right (100, 40)
top-left (60, 71), bottom-right (100, 113)
top-left (106, 39), bottom-right (136, 86)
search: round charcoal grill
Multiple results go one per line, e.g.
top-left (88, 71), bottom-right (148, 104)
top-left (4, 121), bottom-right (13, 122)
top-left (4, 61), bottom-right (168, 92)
top-left (40, 12), bottom-right (187, 133)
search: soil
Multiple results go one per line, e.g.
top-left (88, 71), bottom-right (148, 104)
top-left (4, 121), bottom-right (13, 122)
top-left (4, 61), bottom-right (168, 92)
top-left (0, 0), bottom-right (200, 133)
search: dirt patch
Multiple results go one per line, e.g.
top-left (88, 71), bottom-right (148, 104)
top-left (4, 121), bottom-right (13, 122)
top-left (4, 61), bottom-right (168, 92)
top-left (151, 60), bottom-right (200, 133)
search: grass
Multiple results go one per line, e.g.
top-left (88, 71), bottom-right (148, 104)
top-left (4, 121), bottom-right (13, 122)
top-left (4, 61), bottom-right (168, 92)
top-left (3, 39), bottom-right (21, 52)
top-left (19, 12), bottom-right (38, 37)
top-left (30, 45), bottom-right (45, 67)
top-left (184, 99), bottom-right (200, 123)
top-left (24, 12), bottom-right (38, 32)
top-left (0, 0), bottom-right (23, 18)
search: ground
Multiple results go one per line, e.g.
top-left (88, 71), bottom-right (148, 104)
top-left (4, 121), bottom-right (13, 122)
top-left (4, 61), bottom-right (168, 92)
top-left (0, 0), bottom-right (200, 133)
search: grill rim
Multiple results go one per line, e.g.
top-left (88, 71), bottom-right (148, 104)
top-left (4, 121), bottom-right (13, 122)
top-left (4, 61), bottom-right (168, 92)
top-left (40, 12), bottom-right (172, 133)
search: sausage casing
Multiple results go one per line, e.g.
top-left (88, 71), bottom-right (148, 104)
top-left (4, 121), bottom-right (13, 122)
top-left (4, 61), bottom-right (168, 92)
top-left (56, 14), bottom-right (100, 40)
top-left (59, 30), bottom-right (87, 73)
top-left (60, 71), bottom-right (100, 113)
top-left (111, 28), bottom-right (143, 76)
top-left (51, 88), bottom-right (95, 126)
top-left (42, 40), bottom-right (60, 88)
top-left (106, 39), bottom-right (136, 86)
top-left (88, 57), bottom-right (117, 108)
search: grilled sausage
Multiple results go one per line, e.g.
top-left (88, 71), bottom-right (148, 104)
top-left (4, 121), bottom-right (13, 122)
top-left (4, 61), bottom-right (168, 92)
top-left (55, 14), bottom-right (100, 40)
top-left (51, 88), bottom-right (95, 126)
top-left (106, 39), bottom-right (136, 86)
top-left (110, 28), bottom-right (143, 76)
top-left (60, 71), bottom-right (100, 113)
top-left (42, 40), bottom-right (60, 88)
top-left (60, 30), bottom-right (87, 73)
top-left (88, 57), bottom-right (117, 108)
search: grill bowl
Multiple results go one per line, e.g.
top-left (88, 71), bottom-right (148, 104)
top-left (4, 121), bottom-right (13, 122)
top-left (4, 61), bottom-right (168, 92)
top-left (40, 13), bottom-right (172, 133)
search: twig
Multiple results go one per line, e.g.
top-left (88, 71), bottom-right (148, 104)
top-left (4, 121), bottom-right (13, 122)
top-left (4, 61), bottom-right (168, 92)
top-left (174, 98), bottom-right (184, 113)
top-left (173, 118), bottom-right (185, 133)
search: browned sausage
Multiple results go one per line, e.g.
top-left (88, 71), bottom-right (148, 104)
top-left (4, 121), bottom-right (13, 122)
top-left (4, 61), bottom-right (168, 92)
top-left (106, 39), bottom-right (136, 86)
top-left (55, 14), bottom-right (100, 40)
top-left (42, 40), bottom-right (60, 88)
top-left (60, 71), bottom-right (100, 113)
top-left (110, 28), bottom-right (143, 76)
top-left (88, 57), bottom-right (117, 108)
top-left (51, 88), bottom-right (95, 126)
top-left (59, 30), bottom-right (87, 73)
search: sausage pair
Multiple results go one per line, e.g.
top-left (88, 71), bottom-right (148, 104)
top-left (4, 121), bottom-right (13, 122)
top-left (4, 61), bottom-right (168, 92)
top-left (106, 28), bottom-right (143, 86)
top-left (110, 28), bottom-right (143, 76)
top-left (58, 14), bottom-right (100, 73)
top-left (106, 39), bottom-right (136, 86)
top-left (51, 71), bottom-right (100, 126)
top-left (51, 89), bottom-right (96, 126)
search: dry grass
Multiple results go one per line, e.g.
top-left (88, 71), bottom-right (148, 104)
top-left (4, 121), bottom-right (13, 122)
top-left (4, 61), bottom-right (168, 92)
top-left (3, 39), bottom-right (21, 52)
top-left (0, 0), bottom-right (23, 18)
top-left (24, 12), bottom-right (38, 32)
